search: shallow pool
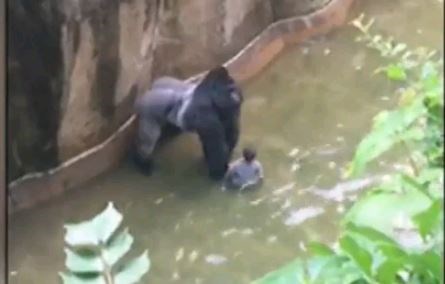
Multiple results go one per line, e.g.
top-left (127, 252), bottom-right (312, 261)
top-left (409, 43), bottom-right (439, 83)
top-left (9, 0), bottom-right (443, 283)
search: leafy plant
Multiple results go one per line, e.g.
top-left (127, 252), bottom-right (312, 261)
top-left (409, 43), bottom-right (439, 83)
top-left (254, 14), bottom-right (443, 284)
top-left (60, 202), bottom-right (150, 284)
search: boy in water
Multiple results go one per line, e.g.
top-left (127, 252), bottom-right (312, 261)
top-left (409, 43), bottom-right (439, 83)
top-left (223, 147), bottom-right (264, 191)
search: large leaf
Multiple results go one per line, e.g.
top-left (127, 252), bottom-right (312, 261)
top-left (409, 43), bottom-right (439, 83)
top-left (339, 234), bottom-right (373, 279)
top-left (375, 259), bottom-right (404, 284)
top-left (114, 251), bottom-right (150, 284)
top-left (409, 250), bottom-right (443, 281)
top-left (417, 168), bottom-right (443, 185)
top-left (64, 248), bottom-right (104, 273)
top-left (378, 243), bottom-right (408, 261)
top-left (65, 202), bottom-right (123, 247)
top-left (345, 188), bottom-right (431, 238)
top-left (306, 256), bottom-right (337, 282)
top-left (348, 101), bottom-right (425, 177)
top-left (307, 242), bottom-right (335, 256)
top-left (103, 228), bottom-right (134, 266)
top-left (308, 256), bottom-right (363, 284)
top-left (347, 135), bottom-right (395, 177)
top-left (345, 223), bottom-right (399, 247)
top-left (253, 256), bottom-right (361, 284)
top-left (412, 200), bottom-right (443, 239)
top-left (59, 272), bottom-right (106, 284)
top-left (252, 258), bottom-right (306, 284)
top-left (401, 174), bottom-right (434, 200)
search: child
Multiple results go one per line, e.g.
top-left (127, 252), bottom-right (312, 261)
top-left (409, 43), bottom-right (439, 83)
top-left (223, 147), bottom-right (264, 191)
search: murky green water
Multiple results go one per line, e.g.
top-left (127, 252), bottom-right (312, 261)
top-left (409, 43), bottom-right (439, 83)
top-left (9, 0), bottom-right (443, 283)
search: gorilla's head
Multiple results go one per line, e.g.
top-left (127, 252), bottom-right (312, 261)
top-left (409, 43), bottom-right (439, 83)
top-left (195, 66), bottom-right (243, 112)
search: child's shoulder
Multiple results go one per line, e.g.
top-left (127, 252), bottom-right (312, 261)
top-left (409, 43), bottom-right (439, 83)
top-left (253, 160), bottom-right (263, 167)
top-left (229, 158), bottom-right (244, 167)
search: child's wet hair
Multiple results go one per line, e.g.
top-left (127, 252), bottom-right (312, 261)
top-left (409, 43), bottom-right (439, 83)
top-left (243, 147), bottom-right (256, 162)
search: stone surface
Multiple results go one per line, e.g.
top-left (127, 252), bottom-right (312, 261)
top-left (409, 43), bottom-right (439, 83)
top-left (273, 0), bottom-right (333, 19)
top-left (8, 0), bottom-right (161, 181)
top-left (152, 0), bottom-right (273, 78)
top-left (57, 0), bottom-right (159, 161)
top-left (8, 0), bottom-right (63, 181)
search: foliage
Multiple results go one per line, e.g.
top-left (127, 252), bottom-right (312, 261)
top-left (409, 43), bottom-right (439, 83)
top-left (60, 202), bottom-right (150, 284)
top-left (254, 14), bottom-right (443, 284)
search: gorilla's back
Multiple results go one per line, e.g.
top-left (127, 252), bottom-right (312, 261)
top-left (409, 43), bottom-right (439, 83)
top-left (135, 77), bottom-right (196, 126)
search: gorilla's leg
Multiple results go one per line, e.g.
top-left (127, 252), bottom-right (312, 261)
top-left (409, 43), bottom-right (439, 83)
top-left (196, 118), bottom-right (229, 180)
top-left (133, 117), bottom-right (161, 175)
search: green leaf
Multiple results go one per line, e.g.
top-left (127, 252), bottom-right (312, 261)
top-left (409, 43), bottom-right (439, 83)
top-left (375, 259), bottom-right (404, 284)
top-left (339, 235), bottom-right (373, 278)
top-left (59, 272), bottom-right (106, 284)
top-left (348, 101), bottom-right (426, 177)
top-left (417, 168), bottom-right (443, 185)
top-left (306, 256), bottom-right (335, 281)
top-left (309, 256), bottom-right (362, 284)
top-left (409, 250), bottom-right (443, 281)
top-left (65, 202), bottom-right (123, 247)
top-left (412, 200), bottom-right (442, 239)
top-left (378, 243), bottom-right (408, 260)
top-left (252, 258), bottom-right (306, 284)
top-left (385, 64), bottom-right (407, 81)
top-left (345, 223), bottom-right (398, 247)
top-left (347, 133), bottom-right (395, 177)
top-left (401, 174), bottom-right (434, 200)
top-left (398, 126), bottom-right (424, 142)
top-left (64, 248), bottom-right (104, 273)
top-left (103, 228), bottom-right (134, 266)
top-left (345, 188), bottom-right (431, 237)
top-left (307, 242), bottom-right (335, 256)
top-left (114, 251), bottom-right (150, 284)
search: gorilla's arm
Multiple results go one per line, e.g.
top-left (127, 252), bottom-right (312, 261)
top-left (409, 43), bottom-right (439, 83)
top-left (223, 109), bottom-right (240, 156)
top-left (196, 112), bottom-right (229, 180)
top-left (192, 66), bottom-right (242, 158)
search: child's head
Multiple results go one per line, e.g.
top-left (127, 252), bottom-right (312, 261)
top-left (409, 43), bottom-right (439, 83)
top-left (242, 147), bottom-right (257, 163)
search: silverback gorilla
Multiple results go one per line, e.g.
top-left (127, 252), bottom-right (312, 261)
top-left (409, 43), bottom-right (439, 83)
top-left (133, 66), bottom-right (243, 180)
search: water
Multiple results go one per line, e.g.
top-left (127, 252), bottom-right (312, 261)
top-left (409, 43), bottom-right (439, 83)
top-left (9, 0), bottom-right (443, 283)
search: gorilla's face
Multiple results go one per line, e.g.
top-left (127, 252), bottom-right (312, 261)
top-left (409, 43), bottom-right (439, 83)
top-left (195, 66), bottom-right (243, 111)
top-left (211, 84), bottom-right (243, 113)
top-left (229, 84), bottom-right (243, 104)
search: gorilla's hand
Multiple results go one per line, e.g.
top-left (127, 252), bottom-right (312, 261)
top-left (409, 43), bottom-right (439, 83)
top-left (131, 147), bottom-right (154, 175)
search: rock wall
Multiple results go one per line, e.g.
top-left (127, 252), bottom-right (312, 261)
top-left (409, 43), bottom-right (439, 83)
top-left (152, 0), bottom-right (274, 77)
top-left (8, 0), bottom-right (64, 181)
top-left (7, 0), bottom-right (334, 183)
top-left (8, 0), bottom-right (161, 182)
top-left (273, 0), bottom-right (333, 19)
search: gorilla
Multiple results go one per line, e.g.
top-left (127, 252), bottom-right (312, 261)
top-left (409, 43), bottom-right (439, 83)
top-left (133, 66), bottom-right (243, 180)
